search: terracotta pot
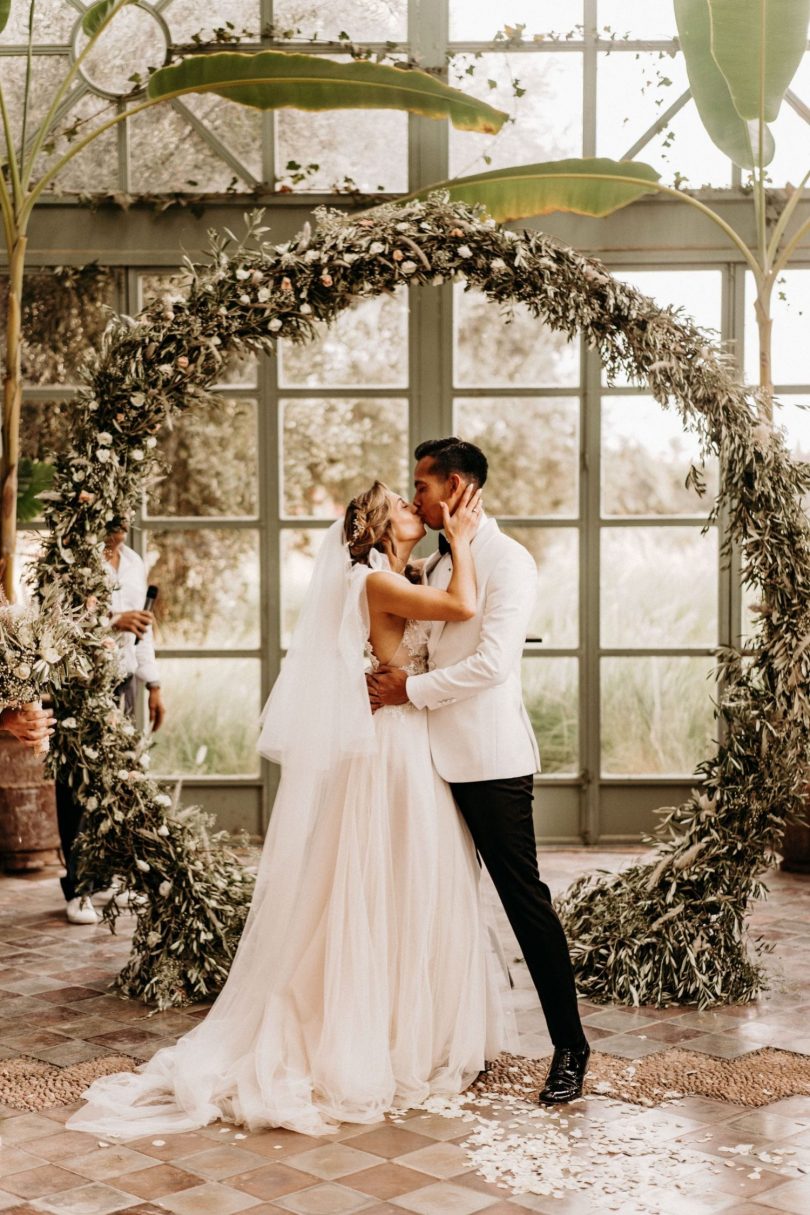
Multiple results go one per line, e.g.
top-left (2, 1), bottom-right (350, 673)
top-left (780, 812), bottom-right (810, 875)
top-left (0, 732), bottom-right (60, 871)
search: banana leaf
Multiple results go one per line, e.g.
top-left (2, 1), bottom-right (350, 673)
top-left (146, 51), bottom-right (507, 133)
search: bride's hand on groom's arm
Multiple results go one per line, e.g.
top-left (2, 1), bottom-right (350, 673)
top-left (367, 666), bottom-right (409, 713)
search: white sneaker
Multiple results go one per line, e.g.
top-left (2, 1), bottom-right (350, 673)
top-left (66, 896), bottom-right (99, 925)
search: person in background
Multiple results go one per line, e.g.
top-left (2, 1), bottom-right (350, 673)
top-left (103, 515), bottom-right (165, 730)
top-left (57, 515), bottom-right (166, 924)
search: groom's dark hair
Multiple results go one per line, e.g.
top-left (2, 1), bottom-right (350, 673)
top-left (414, 437), bottom-right (488, 488)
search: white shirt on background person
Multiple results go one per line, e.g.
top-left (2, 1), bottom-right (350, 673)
top-left (104, 543), bottom-right (160, 686)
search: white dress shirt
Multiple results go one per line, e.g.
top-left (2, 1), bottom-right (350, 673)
top-left (105, 543), bottom-right (160, 686)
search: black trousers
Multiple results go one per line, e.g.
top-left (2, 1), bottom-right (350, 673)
top-left (451, 774), bottom-right (587, 1050)
top-left (56, 676), bottom-right (136, 901)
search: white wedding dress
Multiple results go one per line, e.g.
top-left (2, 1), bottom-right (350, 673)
top-left (68, 611), bottom-right (515, 1139)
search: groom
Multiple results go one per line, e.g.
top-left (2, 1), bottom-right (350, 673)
top-left (368, 437), bottom-right (590, 1103)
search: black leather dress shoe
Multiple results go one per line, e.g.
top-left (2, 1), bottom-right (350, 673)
top-left (538, 1044), bottom-right (590, 1104)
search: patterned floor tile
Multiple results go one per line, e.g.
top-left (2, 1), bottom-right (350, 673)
top-left (388, 1180), bottom-right (497, 1214)
top-left (272, 1182), bottom-right (376, 1214)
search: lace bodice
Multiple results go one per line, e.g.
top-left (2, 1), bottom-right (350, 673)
top-left (367, 618), bottom-right (430, 677)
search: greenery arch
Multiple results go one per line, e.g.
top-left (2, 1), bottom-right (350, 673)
top-left (36, 195), bottom-right (810, 1010)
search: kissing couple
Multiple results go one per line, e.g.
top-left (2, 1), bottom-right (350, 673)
top-left (69, 436), bottom-right (589, 1140)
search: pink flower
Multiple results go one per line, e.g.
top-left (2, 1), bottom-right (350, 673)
top-left (392, 249), bottom-right (404, 262)
top-left (281, 276), bottom-right (293, 292)
top-left (176, 356), bottom-right (189, 369)
top-left (320, 273), bottom-right (333, 287)
top-left (78, 490), bottom-right (95, 504)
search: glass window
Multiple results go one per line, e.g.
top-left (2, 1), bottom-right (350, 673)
top-left (450, 2), bottom-right (583, 41)
top-left (453, 285), bottom-right (579, 388)
top-left (1, 268), bottom-right (117, 387)
top-left (281, 528), bottom-right (329, 645)
top-left (602, 395), bottom-right (718, 516)
top-left (181, 94), bottom-right (263, 183)
top-left (74, 5), bottom-right (169, 97)
top-left (745, 270), bottom-right (810, 386)
top-left (2, 0), bottom-right (76, 41)
top-left (522, 658), bottom-right (579, 774)
top-left (146, 398), bottom-right (259, 518)
top-left (164, 0), bottom-right (261, 43)
top-left (272, 0), bottom-right (407, 41)
top-left (605, 269), bottom-right (723, 386)
top-left (503, 528), bottom-right (579, 649)
top-left (279, 291), bottom-right (408, 388)
top-left (21, 399), bottom-right (76, 468)
top-left (149, 658), bottom-right (261, 776)
top-left (276, 105), bottom-right (408, 193)
top-left (449, 51), bottom-right (582, 176)
top-left (128, 106), bottom-right (243, 193)
top-left (454, 398), bottom-right (579, 517)
top-left (597, 50), bottom-right (687, 161)
top-left (775, 395), bottom-right (810, 461)
top-left (597, 1), bottom-right (677, 40)
top-left (282, 398), bottom-right (410, 518)
top-left (145, 530), bottom-right (260, 648)
top-left (601, 656), bottom-right (716, 775)
top-left (601, 526), bottom-right (717, 648)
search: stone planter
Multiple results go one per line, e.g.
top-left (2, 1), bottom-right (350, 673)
top-left (0, 733), bottom-right (60, 870)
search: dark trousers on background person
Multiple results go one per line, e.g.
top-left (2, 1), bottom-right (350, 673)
top-left (56, 676), bottom-right (136, 901)
top-left (451, 774), bottom-right (587, 1050)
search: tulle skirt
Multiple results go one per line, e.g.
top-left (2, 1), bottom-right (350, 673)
top-left (67, 703), bottom-right (515, 1138)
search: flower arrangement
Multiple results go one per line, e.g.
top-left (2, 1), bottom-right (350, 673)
top-left (33, 195), bottom-right (810, 1009)
top-left (0, 586), bottom-right (93, 754)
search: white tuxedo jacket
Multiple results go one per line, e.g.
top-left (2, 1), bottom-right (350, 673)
top-left (406, 517), bottom-right (541, 783)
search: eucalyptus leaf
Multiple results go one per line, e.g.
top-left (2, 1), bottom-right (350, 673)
top-left (0, 0), bottom-right (11, 36)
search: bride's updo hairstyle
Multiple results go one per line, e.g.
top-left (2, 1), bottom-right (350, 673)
top-left (344, 481), bottom-right (393, 565)
top-left (344, 481), bottom-right (421, 583)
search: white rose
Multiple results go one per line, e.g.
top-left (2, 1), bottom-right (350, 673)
top-left (250, 269), bottom-right (264, 284)
top-left (96, 448), bottom-right (111, 463)
top-left (15, 663), bottom-right (31, 679)
top-left (239, 294), bottom-right (251, 305)
top-left (268, 318), bottom-right (282, 332)
top-left (154, 793), bottom-right (172, 808)
top-left (157, 824), bottom-right (169, 837)
top-left (116, 768), bottom-right (130, 780)
top-left (235, 267), bottom-right (250, 280)
top-left (257, 287), bottom-right (270, 303)
top-left (300, 303), bottom-right (312, 315)
top-left (145, 436), bottom-right (157, 448)
top-left (84, 796), bottom-right (99, 811)
top-left (73, 469), bottom-right (86, 482)
top-left (400, 260), bottom-right (417, 275)
top-left (60, 716), bottom-right (77, 728)
top-left (97, 432), bottom-right (113, 445)
top-left (131, 450), bottom-right (144, 461)
top-left (490, 258), bottom-right (507, 272)
top-left (369, 241), bottom-right (385, 254)
top-left (158, 880), bottom-right (172, 897)
top-left (457, 245), bottom-right (473, 258)
top-left (135, 858), bottom-right (151, 872)
top-left (84, 748), bottom-right (99, 760)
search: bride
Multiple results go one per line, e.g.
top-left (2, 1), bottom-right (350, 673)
top-left (67, 479), bottom-right (515, 1139)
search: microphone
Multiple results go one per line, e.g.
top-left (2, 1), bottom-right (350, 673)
top-left (134, 584), bottom-right (158, 646)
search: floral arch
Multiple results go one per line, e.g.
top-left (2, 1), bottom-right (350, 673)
top-left (36, 195), bottom-right (810, 1009)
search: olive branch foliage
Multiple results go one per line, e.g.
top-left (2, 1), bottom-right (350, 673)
top-left (34, 194), bottom-right (810, 1008)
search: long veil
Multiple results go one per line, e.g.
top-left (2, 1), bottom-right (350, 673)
top-left (67, 517), bottom-right (516, 1139)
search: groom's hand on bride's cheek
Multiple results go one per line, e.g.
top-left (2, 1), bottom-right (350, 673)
top-left (366, 666), bottom-right (409, 712)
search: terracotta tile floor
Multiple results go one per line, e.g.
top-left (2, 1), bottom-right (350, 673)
top-left (0, 849), bottom-right (808, 1215)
